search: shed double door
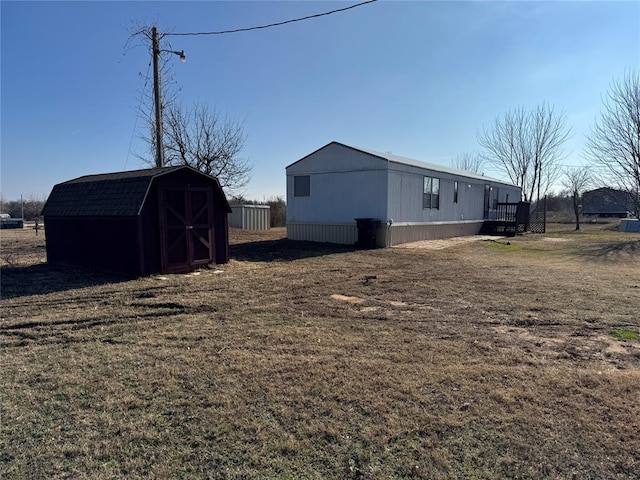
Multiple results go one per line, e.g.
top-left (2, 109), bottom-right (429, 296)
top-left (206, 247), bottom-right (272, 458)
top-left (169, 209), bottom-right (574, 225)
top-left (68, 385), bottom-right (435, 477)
top-left (159, 187), bottom-right (214, 273)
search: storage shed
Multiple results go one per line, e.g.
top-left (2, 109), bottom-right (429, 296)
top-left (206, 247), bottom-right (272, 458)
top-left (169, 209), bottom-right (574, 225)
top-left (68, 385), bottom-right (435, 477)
top-left (228, 205), bottom-right (271, 230)
top-left (286, 142), bottom-right (522, 246)
top-left (42, 165), bottom-right (231, 276)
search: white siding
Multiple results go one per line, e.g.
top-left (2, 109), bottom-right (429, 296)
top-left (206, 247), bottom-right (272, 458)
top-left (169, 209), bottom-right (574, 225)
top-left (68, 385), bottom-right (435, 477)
top-left (287, 169), bottom-right (387, 224)
top-left (387, 167), bottom-right (521, 224)
top-left (287, 143), bottom-right (387, 174)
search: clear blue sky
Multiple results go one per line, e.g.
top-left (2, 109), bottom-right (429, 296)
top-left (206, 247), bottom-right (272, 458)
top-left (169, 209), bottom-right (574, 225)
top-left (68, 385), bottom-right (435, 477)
top-left (1, 1), bottom-right (638, 202)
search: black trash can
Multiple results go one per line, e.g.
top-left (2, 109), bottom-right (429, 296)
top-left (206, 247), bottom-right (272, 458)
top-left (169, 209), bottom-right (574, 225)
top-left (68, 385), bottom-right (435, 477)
top-left (355, 218), bottom-right (381, 249)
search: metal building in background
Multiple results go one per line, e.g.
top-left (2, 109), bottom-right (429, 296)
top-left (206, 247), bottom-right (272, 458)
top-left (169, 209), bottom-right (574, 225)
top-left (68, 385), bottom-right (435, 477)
top-left (229, 205), bottom-right (270, 230)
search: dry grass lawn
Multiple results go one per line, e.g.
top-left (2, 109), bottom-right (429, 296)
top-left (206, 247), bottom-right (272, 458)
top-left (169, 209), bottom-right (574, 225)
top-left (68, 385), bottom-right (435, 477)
top-left (1, 223), bottom-right (639, 479)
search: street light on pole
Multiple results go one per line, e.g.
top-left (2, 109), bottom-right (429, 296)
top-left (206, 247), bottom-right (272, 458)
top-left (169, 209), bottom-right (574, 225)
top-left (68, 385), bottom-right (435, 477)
top-left (151, 26), bottom-right (186, 168)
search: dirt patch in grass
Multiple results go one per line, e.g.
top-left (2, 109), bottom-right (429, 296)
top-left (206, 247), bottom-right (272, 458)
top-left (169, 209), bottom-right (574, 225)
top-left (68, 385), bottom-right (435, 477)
top-left (1, 224), bottom-right (639, 479)
top-left (331, 294), bottom-right (366, 304)
top-left (393, 234), bottom-right (504, 250)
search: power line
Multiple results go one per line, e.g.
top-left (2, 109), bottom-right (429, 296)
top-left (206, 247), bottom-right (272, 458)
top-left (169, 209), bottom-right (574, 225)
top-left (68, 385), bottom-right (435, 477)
top-left (167, 0), bottom-right (377, 37)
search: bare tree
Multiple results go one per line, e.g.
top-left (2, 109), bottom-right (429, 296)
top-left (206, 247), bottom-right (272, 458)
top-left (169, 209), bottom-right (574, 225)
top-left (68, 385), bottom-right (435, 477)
top-left (265, 196), bottom-right (286, 227)
top-left (452, 152), bottom-right (484, 174)
top-left (562, 166), bottom-right (591, 230)
top-left (164, 102), bottom-right (252, 193)
top-left (1, 194), bottom-right (47, 221)
top-left (585, 70), bottom-right (640, 217)
top-left (126, 25), bottom-right (252, 194)
top-left (478, 103), bottom-right (570, 202)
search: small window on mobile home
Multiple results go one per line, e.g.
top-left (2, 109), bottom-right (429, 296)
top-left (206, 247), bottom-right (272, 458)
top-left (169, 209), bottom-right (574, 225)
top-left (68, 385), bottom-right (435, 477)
top-left (423, 176), bottom-right (440, 209)
top-left (294, 175), bottom-right (310, 197)
top-left (454, 181), bottom-right (459, 204)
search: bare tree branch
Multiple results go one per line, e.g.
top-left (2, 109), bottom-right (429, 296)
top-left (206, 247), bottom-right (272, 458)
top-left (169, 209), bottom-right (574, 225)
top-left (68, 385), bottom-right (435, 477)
top-left (478, 103), bottom-right (570, 202)
top-left (585, 70), bottom-right (640, 217)
top-left (452, 152), bottom-right (485, 174)
top-left (164, 102), bottom-right (252, 194)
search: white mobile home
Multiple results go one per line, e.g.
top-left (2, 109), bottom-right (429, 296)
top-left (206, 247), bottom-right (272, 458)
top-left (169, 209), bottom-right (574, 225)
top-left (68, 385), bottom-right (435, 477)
top-left (286, 142), bottom-right (522, 247)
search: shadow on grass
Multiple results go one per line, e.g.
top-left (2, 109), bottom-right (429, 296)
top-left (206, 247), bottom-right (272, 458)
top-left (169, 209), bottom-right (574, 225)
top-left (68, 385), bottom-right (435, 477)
top-left (0, 263), bottom-right (127, 300)
top-left (230, 238), bottom-right (356, 262)
top-left (576, 239), bottom-right (640, 260)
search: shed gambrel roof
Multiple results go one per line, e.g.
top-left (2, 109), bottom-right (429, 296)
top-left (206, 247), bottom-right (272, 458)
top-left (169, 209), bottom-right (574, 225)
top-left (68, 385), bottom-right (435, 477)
top-left (287, 141), bottom-right (517, 187)
top-left (42, 165), bottom-right (228, 217)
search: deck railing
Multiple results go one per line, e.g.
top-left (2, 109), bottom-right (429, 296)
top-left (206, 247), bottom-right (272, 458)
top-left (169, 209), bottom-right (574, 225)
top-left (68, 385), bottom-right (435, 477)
top-left (495, 202), bottom-right (519, 222)
top-left (482, 202), bottom-right (531, 236)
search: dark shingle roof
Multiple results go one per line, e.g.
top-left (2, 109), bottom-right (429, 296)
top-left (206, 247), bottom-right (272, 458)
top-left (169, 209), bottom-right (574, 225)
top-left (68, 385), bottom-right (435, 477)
top-left (42, 166), bottom-right (214, 217)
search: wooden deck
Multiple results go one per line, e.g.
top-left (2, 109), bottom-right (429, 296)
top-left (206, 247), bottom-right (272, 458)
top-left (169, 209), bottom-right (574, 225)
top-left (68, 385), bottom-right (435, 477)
top-left (480, 202), bottom-right (530, 237)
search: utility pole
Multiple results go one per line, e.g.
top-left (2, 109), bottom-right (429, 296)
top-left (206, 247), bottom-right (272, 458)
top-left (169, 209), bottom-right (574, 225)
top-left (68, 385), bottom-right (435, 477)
top-left (152, 26), bottom-right (164, 168)
top-left (151, 27), bottom-right (185, 168)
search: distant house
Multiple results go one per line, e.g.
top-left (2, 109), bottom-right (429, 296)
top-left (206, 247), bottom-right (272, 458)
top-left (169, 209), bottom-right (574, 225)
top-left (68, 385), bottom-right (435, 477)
top-left (42, 166), bottom-right (231, 276)
top-left (0, 214), bottom-right (24, 229)
top-left (286, 142), bottom-right (522, 246)
top-left (582, 187), bottom-right (634, 218)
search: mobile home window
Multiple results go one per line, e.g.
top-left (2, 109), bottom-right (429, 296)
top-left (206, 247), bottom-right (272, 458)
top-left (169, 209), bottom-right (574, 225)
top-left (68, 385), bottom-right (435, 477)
top-left (454, 181), bottom-right (459, 204)
top-left (294, 175), bottom-right (310, 197)
top-left (423, 176), bottom-right (440, 209)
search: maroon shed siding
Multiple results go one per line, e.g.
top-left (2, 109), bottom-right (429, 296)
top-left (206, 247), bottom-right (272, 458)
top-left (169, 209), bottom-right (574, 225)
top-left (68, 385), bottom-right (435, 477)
top-left (42, 166), bottom-right (231, 276)
top-left (45, 216), bottom-right (142, 276)
top-left (214, 204), bottom-right (230, 264)
top-left (142, 169), bottom-right (231, 271)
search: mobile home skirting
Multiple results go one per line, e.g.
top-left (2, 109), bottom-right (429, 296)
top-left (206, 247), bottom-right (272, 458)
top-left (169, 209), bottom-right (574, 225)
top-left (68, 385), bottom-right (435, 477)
top-left (288, 222), bottom-right (357, 245)
top-left (387, 221), bottom-right (484, 246)
top-left (287, 220), bottom-right (485, 247)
